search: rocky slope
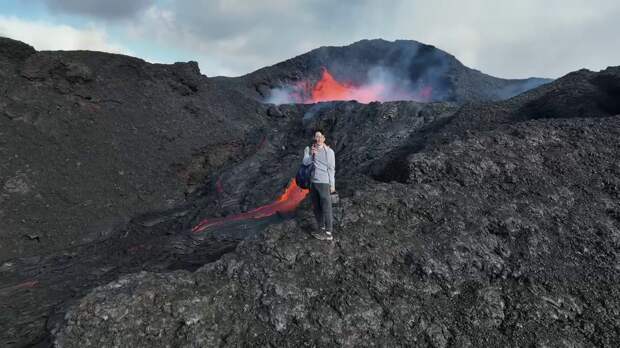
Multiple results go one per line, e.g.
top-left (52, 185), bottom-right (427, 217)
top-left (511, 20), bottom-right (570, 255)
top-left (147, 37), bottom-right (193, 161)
top-left (0, 37), bottom-right (268, 260)
top-left (1, 98), bottom-right (457, 347)
top-left (54, 67), bottom-right (620, 347)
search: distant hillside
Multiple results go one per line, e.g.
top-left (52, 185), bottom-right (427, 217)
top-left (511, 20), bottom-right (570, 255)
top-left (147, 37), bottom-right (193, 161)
top-left (214, 39), bottom-right (552, 103)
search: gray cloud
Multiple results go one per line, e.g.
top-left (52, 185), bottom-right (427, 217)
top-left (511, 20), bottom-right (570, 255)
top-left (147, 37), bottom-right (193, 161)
top-left (43, 0), bottom-right (155, 20)
top-left (29, 0), bottom-right (620, 78)
top-left (472, 4), bottom-right (620, 78)
top-left (125, 0), bottom-right (401, 76)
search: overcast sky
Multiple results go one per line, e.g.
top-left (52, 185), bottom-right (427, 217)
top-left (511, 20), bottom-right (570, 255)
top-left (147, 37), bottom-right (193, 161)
top-left (1, 0), bottom-right (618, 78)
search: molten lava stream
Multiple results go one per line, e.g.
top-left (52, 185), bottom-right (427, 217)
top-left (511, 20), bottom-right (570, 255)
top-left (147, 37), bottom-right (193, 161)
top-left (309, 68), bottom-right (386, 104)
top-left (297, 67), bottom-right (433, 103)
top-left (192, 179), bottom-right (309, 233)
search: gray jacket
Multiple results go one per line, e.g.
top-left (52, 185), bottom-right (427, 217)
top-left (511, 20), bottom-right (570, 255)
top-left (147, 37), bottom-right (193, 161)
top-left (303, 145), bottom-right (335, 189)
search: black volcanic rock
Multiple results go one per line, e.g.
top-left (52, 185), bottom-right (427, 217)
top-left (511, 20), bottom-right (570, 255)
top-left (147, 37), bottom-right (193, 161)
top-left (53, 66), bottom-right (620, 347)
top-left (0, 37), bottom-right (269, 260)
top-left (0, 37), bottom-right (35, 63)
top-left (1, 36), bottom-right (619, 347)
top-left (520, 67), bottom-right (620, 120)
top-left (214, 39), bottom-right (551, 103)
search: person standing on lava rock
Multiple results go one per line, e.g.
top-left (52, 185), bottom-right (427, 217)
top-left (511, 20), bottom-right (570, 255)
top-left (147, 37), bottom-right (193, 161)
top-left (303, 130), bottom-right (336, 240)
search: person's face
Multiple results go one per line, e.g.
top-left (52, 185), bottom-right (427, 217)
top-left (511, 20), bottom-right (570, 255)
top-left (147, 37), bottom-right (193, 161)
top-left (314, 132), bottom-right (325, 145)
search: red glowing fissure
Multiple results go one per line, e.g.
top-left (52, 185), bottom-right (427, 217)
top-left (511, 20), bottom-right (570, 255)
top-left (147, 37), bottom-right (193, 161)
top-left (191, 178), bottom-right (309, 233)
top-left (289, 67), bottom-right (432, 104)
top-left (310, 68), bottom-right (383, 103)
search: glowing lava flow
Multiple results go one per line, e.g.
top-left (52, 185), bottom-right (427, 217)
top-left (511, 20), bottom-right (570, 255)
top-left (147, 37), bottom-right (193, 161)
top-left (191, 179), bottom-right (309, 233)
top-left (310, 68), bottom-right (384, 103)
top-left (285, 67), bottom-right (432, 104)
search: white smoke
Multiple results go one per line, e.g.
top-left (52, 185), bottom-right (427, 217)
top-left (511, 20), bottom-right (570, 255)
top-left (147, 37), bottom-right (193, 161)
top-left (264, 65), bottom-right (435, 105)
top-left (265, 85), bottom-right (300, 104)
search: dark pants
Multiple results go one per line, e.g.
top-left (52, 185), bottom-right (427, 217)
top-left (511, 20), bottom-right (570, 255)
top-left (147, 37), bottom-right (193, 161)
top-left (310, 182), bottom-right (333, 232)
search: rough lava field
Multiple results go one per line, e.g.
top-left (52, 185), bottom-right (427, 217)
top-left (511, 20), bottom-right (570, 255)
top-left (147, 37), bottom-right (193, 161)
top-left (1, 36), bottom-right (620, 347)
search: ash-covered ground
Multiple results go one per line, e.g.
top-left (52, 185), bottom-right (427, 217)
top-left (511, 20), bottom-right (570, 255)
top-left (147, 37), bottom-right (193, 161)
top-left (1, 36), bottom-right (620, 347)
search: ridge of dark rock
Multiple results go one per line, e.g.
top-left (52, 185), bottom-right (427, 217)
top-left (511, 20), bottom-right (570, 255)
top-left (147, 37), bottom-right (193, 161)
top-left (0, 37), bottom-right (36, 63)
top-left (214, 38), bottom-right (552, 103)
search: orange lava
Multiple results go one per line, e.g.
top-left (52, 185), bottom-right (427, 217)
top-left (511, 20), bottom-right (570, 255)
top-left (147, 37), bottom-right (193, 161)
top-left (288, 67), bottom-right (432, 104)
top-left (309, 68), bottom-right (384, 103)
top-left (192, 178), bottom-right (309, 233)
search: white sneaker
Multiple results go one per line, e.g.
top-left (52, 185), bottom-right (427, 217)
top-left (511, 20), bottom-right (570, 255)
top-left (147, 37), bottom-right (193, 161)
top-left (313, 231), bottom-right (333, 241)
